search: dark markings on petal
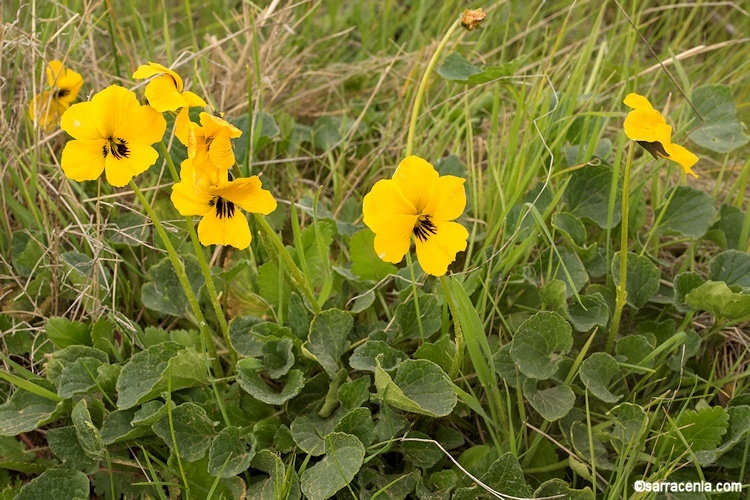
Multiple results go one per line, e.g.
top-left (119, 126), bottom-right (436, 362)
top-left (54, 88), bottom-right (70, 99)
top-left (109, 138), bottom-right (130, 160)
top-left (637, 140), bottom-right (669, 160)
top-left (102, 144), bottom-right (109, 159)
top-left (413, 215), bottom-right (437, 242)
top-left (215, 197), bottom-right (235, 219)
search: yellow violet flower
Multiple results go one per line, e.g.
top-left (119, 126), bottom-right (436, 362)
top-left (132, 62), bottom-right (208, 146)
top-left (28, 60), bottom-right (84, 132)
top-left (132, 62), bottom-right (207, 113)
top-left (362, 155), bottom-right (469, 276)
top-left (623, 93), bottom-right (698, 178)
top-left (180, 112), bottom-right (243, 172)
top-left (171, 159), bottom-right (277, 250)
top-left (59, 85), bottom-right (166, 187)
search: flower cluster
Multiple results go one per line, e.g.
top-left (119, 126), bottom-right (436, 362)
top-left (28, 60), bottom-right (84, 132)
top-left (623, 93), bottom-right (698, 177)
top-left (45, 60), bottom-right (276, 250)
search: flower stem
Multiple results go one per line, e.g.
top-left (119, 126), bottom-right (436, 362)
top-left (405, 16), bottom-right (462, 157)
top-left (253, 213), bottom-right (323, 315)
top-left (159, 141), bottom-right (237, 365)
top-left (607, 141), bottom-right (635, 353)
top-left (439, 275), bottom-right (464, 379)
top-left (405, 252), bottom-right (424, 341)
top-left (129, 179), bottom-right (224, 378)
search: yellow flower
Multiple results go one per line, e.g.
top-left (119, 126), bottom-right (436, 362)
top-left (132, 62), bottom-right (207, 113)
top-left (623, 93), bottom-right (698, 178)
top-left (180, 112), bottom-right (243, 172)
top-left (132, 62), bottom-right (208, 146)
top-left (59, 85), bottom-right (166, 187)
top-left (28, 60), bottom-right (84, 132)
top-left (171, 159), bottom-right (277, 250)
top-left (362, 155), bottom-right (469, 276)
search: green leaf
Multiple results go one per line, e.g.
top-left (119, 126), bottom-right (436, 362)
top-left (375, 358), bottom-right (456, 418)
top-left (438, 52), bottom-right (519, 84)
top-left (152, 402), bottom-right (218, 462)
top-left (686, 280), bottom-right (750, 320)
top-left (72, 399), bottom-right (105, 459)
top-left (673, 272), bottom-right (705, 313)
top-left (539, 279), bottom-right (567, 316)
top-left (237, 366), bottom-right (305, 405)
top-left (349, 340), bottom-right (407, 372)
top-left (534, 479), bottom-right (594, 500)
top-left (299, 432), bottom-right (365, 500)
top-left (453, 452), bottom-right (532, 500)
top-left (208, 426), bottom-right (256, 477)
top-left (525, 248), bottom-right (588, 298)
top-left (16, 469), bottom-right (89, 500)
top-left (579, 353), bottom-right (622, 403)
top-left (567, 294), bottom-right (609, 332)
top-left (58, 357), bottom-right (105, 398)
top-left (563, 164), bottom-right (621, 228)
top-left (510, 311), bottom-right (572, 380)
top-left (570, 421), bottom-right (615, 470)
top-left (416, 469), bottom-right (458, 499)
top-left (0, 384), bottom-right (64, 436)
top-left (712, 204), bottom-right (745, 250)
top-left (47, 426), bottom-right (99, 473)
top-left (689, 84), bottom-right (749, 153)
top-left (116, 342), bottom-right (208, 410)
top-left (100, 408), bottom-right (151, 445)
top-left (612, 252), bottom-right (660, 309)
top-left (609, 403), bottom-right (648, 452)
top-left (334, 407), bottom-right (375, 447)
top-left (303, 309), bottom-right (353, 378)
top-left (262, 337), bottom-right (295, 379)
top-left (413, 334), bottom-right (457, 374)
top-left (288, 292), bottom-right (310, 340)
top-left (312, 115), bottom-right (366, 151)
top-left (522, 379), bottom-right (575, 422)
top-left (141, 255), bottom-right (205, 317)
top-left (227, 315), bottom-right (263, 357)
top-left (395, 294), bottom-right (442, 340)
top-left (401, 432), bottom-right (443, 469)
top-left (45, 317), bottom-right (91, 348)
top-left (106, 211), bottom-right (151, 246)
top-left (615, 335), bottom-right (654, 368)
top-left (350, 229), bottom-right (397, 281)
top-left (337, 376), bottom-right (371, 410)
top-left (709, 250), bottom-right (750, 288)
top-left (247, 449), bottom-right (294, 499)
top-left (290, 413), bottom-right (340, 456)
top-left (131, 400), bottom-right (167, 426)
top-left (662, 406), bottom-right (729, 457)
top-left (655, 186), bottom-right (716, 238)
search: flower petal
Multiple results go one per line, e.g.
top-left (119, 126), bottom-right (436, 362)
top-left (114, 100), bottom-right (166, 145)
top-left (207, 131), bottom-right (236, 170)
top-left (623, 108), bottom-right (670, 143)
top-left (198, 207), bottom-right (252, 250)
top-left (414, 220), bottom-right (468, 276)
top-left (373, 214), bottom-right (418, 264)
top-left (200, 112), bottom-right (242, 139)
top-left (208, 176), bottom-right (277, 215)
top-left (132, 62), bottom-right (184, 92)
top-left (662, 142), bottom-right (699, 178)
top-left (171, 172), bottom-right (214, 217)
top-left (104, 142), bottom-right (158, 187)
top-left (144, 74), bottom-right (187, 112)
top-left (362, 179), bottom-right (417, 233)
top-left (60, 96), bottom-right (110, 140)
top-left (423, 175), bottom-right (466, 222)
top-left (29, 91), bottom-right (67, 132)
top-left (623, 93), bottom-right (654, 110)
top-left (181, 91), bottom-right (207, 108)
top-left (60, 139), bottom-right (107, 182)
top-left (392, 155), bottom-right (439, 213)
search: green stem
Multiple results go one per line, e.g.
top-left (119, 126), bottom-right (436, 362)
top-left (439, 275), bottom-right (464, 379)
top-left (129, 180), bottom-right (224, 378)
top-left (253, 213), bottom-right (323, 315)
top-left (607, 141), bottom-right (635, 353)
top-left (159, 141), bottom-right (236, 366)
top-left (405, 252), bottom-right (425, 341)
top-left (405, 16), bottom-right (462, 157)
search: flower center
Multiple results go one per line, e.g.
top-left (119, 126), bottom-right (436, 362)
top-left (102, 137), bottom-right (130, 160)
top-left (413, 215), bottom-right (437, 242)
top-left (53, 88), bottom-right (70, 99)
top-left (209, 196), bottom-right (235, 219)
